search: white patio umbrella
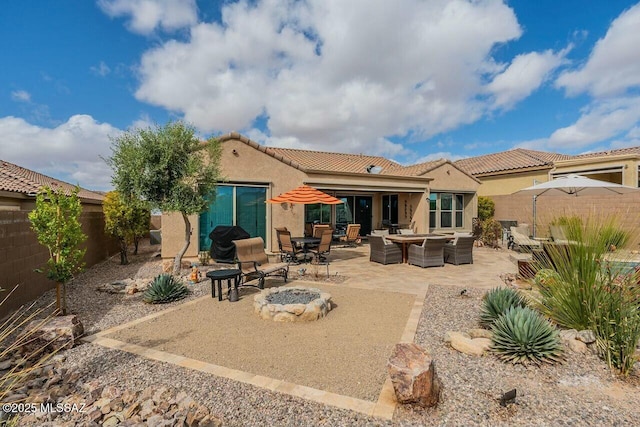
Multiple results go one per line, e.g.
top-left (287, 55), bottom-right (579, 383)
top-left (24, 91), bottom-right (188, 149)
top-left (514, 174), bottom-right (639, 236)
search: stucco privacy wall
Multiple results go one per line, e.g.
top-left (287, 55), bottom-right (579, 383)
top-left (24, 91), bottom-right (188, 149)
top-left (491, 192), bottom-right (640, 247)
top-left (0, 210), bottom-right (119, 318)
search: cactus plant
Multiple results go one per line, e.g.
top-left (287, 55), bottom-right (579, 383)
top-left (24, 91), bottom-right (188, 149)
top-left (143, 274), bottom-right (189, 304)
top-left (491, 306), bottom-right (563, 366)
top-left (479, 287), bottom-right (528, 328)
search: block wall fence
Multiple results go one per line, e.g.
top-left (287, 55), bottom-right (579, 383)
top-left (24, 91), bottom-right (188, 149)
top-left (491, 192), bottom-right (640, 248)
top-left (0, 210), bottom-right (119, 318)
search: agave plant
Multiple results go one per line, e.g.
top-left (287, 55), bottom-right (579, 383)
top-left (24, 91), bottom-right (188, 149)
top-left (479, 287), bottom-right (528, 328)
top-left (491, 306), bottom-right (563, 366)
top-left (143, 274), bottom-right (189, 304)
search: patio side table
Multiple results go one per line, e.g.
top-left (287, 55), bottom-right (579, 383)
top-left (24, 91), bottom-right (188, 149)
top-left (206, 269), bottom-right (242, 302)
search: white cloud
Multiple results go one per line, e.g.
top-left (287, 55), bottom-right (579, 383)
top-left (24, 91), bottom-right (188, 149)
top-left (487, 48), bottom-right (569, 110)
top-left (556, 3), bottom-right (640, 97)
top-left (134, 0), bottom-right (523, 157)
top-left (11, 90), bottom-right (31, 103)
top-left (90, 61), bottom-right (111, 77)
top-left (547, 98), bottom-right (640, 148)
top-left (0, 115), bottom-right (122, 191)
top-left (98, 0), bottom-right (198, 34)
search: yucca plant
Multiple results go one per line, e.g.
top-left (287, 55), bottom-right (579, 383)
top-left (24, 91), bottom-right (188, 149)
top-left (479, 287), bottom-right (528, 328)
top-left (143, 274), bottom-right (189, 304)
top-left (491, 306), bottom-right (563, 366)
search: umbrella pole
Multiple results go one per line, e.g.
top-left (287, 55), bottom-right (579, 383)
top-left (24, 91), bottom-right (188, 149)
top-left (532, 194), bottom-right (537, 238)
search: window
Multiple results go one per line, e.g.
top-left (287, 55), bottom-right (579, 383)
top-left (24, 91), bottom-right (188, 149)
top-left (305, 203), bottom-right (331, 223)
top-left (429, 193), bottom-right (465, 229)
top-left (382, 195), bottom-right (398, 224)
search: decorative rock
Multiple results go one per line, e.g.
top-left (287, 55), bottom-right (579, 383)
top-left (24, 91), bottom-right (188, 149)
top-left (472, 338), bottom-right (492, 352)
top-left (0, 359), bottom-right (13, 370)
top-left (19, 315), bottom-right (84, 356)
top-left (567, 339), bottom-right (588, 353)
top-left (468, 328), bottom-right (493, 339)
top-left (103, 414), bottom-right (120, 427)
top-left (449, 332), bottom-right (486, 356)
top-left (559, 329), bottom-right (578, 342)
top-left (387, 343), bottom-right (440, 407)
top-left (444, 331), bottom-right (470, 343)
top-left (577, 330), bottom-right (596, 344)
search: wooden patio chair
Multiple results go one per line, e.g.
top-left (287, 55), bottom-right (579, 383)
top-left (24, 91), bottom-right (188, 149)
top-left (339, 224), bottom-right (361, 246)
top-left (368, 234), bottom-right (402, 264)
top-left (232, 237), bottom-right (289, 289)
top-left (408, 237), bottom-right (447, 268)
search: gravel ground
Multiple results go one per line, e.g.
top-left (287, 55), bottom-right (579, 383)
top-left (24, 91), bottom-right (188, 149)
top-left (24, 240), bottom-right (640, 426)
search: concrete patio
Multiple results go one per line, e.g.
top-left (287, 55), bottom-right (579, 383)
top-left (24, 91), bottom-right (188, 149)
top-left (318, 242), bottom-right (517, 294)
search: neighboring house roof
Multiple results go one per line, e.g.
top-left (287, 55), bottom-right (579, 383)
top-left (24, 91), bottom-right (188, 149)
top-left (0, 160), bottom-right (104, 203)
top-left (454, 148), bottom-right (572, 176)
top-left (570, 146), bottom-right (640, 159)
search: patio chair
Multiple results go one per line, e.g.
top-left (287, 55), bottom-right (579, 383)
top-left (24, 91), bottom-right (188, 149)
top-left (398, 228), bottom-right (415, 235)
top-left (339, 224), bottom-right (361, 246)
top-left (369, 234), bottom-right (402, 264)
top-left (232, 237), bottom-right (289, 289)
top-left (408, 237), bottom-right (447, 268)
top-left (277, 229), bottom-right (304, 264)
top-left (371, 229), bottom-right (389, 236)
top-left (444, 235), bottom-right (475, 265)
top-left (549, 225), bottom-right (578, 245)
top-left (309, 229), bottom-right (333, 261)
top-left (313, 224), bottom-right (332, 238)
top-left (309, 229), bottom-right (333, 275)
top-left (509, 225), bottom-right (541, 252)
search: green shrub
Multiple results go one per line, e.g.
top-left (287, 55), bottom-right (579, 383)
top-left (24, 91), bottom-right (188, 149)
top-left (143, 274), bottom-right (189, 304)
top-left (481, 218), bottom-right (502, 248)
top-left (480, 287), bottom-right (528, 328)
top-left (592, 280), bottom-right (640, 376)
top-left (477, 196), bottom-right (495, 221)
top-left (491, 306), bottom-right (563, 366)
top-left (535, 217), bottom-right (629, 329)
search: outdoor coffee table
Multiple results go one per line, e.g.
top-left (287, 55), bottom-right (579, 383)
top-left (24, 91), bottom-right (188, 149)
top-left (206, 269), bottom-right (241, 302)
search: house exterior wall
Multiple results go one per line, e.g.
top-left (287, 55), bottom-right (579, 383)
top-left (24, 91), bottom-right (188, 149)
top-left (553, 156), bottom-right (639, 187)
top-left (0, 207), bottom-right (119, 318)
top-left (475, 170), bottom-right (550, 196)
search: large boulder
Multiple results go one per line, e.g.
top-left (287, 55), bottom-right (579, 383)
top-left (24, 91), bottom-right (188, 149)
top-left (387, 343), bottom-right (441, 407)
top-left (19, 315), bottom-right (84, 356)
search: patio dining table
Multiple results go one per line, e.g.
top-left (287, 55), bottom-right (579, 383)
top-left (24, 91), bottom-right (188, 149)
top-left (291, 236), bottom-right (321, 262)
top-left (385, 234), bottom-right (453, 263)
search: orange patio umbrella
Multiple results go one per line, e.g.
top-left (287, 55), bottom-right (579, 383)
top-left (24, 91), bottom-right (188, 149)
top-left (266, 185), bottom-right (343, 205)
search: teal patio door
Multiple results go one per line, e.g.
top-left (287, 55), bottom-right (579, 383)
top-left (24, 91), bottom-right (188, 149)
top-left (199, 185), bottom-right (267, 251)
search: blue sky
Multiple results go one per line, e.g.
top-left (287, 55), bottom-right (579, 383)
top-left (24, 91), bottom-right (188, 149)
top-left (2, 0), bottom-right (640, 191)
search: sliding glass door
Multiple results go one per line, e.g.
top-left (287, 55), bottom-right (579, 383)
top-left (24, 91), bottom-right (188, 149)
top-left (199, 184), bottom-right (267, 250)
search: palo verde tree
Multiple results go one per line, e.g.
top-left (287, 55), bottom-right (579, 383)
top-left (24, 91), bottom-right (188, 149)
top-left (103, 191), bottom-right (150, 265)
top-left (28, 186), bottom-right (87, 315)
top-left (107, 121), bottom-right (221, 275)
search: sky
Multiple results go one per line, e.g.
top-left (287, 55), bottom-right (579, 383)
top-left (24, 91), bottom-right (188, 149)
top-left (2, 0), bottom-right (640, 191)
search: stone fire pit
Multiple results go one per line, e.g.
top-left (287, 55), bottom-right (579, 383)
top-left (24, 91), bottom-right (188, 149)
top-left (254, 286), bottom-right (332, 322)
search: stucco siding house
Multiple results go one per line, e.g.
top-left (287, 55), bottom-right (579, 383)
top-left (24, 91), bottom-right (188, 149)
top-left (161, 133), bottom-right (480, 259)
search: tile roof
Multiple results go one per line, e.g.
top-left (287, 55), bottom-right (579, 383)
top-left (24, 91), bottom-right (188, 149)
top-left (387, 159), bottom-right (449, 176)
top-left (267, 147), bottom-right (402, 175)
top-left (454, 148), bottom-right (572, 176)
top-left (0, 160), bottom-right (104, 203)
top-left (570, 146), bottom-right (640, 159)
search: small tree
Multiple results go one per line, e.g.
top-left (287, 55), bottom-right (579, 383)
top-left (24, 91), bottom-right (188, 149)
top-left (103, 191), bottom-right (150, 265)
top-left (107, 121), bottom-right (221, 275)
top-left (478, 196), bottom-right (495, 222)
top-left (28, 186), bottom-right (86, 315)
